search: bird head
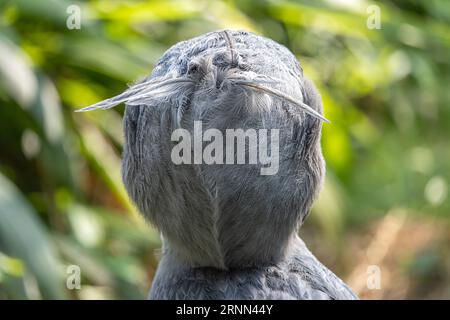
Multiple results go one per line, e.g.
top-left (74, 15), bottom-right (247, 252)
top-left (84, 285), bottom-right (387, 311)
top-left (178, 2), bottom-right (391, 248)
top-left (78, 30), bottom-right (327, 269)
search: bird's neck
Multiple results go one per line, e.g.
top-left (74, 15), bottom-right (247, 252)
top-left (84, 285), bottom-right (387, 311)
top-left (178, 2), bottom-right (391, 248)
top-left (159, 231), bottom-right (302, 271)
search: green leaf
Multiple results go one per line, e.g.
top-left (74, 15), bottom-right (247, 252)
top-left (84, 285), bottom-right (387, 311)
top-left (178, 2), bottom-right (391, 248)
top-left (0, 172), bottom-right (67, 299)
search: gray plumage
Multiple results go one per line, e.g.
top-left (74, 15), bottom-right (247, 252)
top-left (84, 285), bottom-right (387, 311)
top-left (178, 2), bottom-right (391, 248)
top-left (80, 30), bottom-right (357, 300)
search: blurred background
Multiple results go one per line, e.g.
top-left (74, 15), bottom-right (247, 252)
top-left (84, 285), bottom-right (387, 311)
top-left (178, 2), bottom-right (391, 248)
top-left (0, 0), bottom-right (449, 299)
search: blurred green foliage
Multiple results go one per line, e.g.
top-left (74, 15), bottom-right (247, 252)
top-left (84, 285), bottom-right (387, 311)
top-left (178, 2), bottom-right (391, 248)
top-left (0, 0), bottom-right (449, 299)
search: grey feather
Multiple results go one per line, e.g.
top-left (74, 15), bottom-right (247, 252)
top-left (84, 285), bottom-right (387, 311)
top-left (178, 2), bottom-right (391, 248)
top-left (85, 29), bottom-right (357, 300)
top-left (75, 77), bottom-right (195, 112)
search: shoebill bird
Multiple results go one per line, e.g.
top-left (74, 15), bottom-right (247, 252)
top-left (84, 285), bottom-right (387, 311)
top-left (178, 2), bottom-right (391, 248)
top-left (78, 30), bottom-right (358, 300)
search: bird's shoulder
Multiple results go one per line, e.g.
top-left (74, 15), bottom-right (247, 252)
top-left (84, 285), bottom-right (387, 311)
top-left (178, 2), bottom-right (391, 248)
top-left (149, 243), bottom-right (357, 300)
